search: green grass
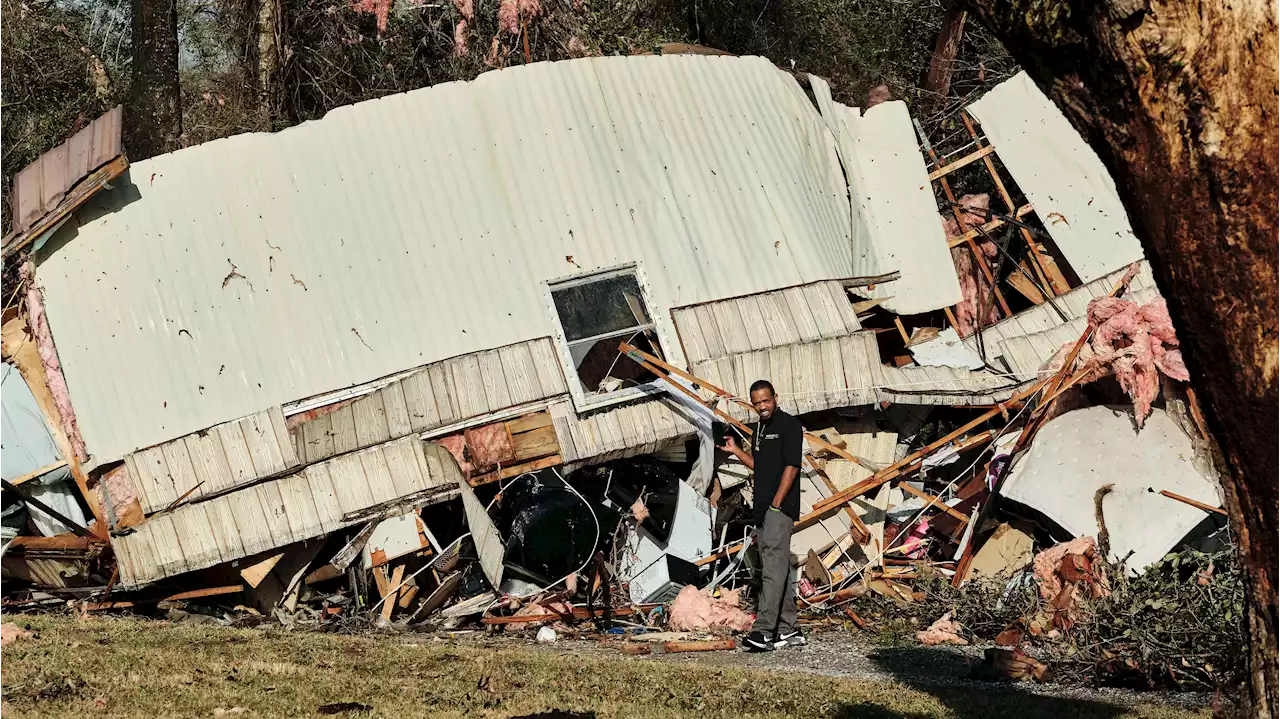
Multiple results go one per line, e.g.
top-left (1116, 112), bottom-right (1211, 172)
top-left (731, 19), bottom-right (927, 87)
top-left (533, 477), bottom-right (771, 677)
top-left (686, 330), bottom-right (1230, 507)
top-left (1, 614), bottom-right (1209, 718)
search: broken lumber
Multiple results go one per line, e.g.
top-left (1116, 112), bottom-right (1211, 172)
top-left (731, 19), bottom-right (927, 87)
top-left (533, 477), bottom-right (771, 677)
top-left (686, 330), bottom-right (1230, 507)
top-left (662, 639), bottom-right (736, 653)
top-left (898, 483), bottom-right (971, 523)
top-left (1158, 490), bottom-right (1227, 516)
top-left (481, 605), bottom-right (658, 625)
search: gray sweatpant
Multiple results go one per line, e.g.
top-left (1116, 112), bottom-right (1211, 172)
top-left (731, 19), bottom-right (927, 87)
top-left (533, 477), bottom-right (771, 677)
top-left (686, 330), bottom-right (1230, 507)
top-left (752, 509), bottom-right (797, 635)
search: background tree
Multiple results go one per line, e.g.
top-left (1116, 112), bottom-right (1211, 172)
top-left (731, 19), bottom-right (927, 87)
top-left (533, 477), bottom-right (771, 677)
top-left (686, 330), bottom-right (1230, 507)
top-left (961, 0), bottom-right (1278, 715)
top-left (124, 0), bottom-right (182, 158)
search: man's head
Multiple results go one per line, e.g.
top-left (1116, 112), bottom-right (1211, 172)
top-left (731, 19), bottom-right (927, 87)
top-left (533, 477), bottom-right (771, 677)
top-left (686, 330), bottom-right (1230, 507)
top-left (749, 379), bottom-right (778, 419)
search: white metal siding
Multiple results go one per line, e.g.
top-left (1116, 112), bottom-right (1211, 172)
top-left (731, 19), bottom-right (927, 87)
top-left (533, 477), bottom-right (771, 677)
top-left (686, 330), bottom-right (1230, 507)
top-left (36, 55), bottom-right (854, 464)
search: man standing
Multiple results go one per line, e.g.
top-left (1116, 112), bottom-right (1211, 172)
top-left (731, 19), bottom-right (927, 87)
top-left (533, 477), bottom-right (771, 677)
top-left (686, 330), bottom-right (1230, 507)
top-left (718, 380), bottom-right (805, 651)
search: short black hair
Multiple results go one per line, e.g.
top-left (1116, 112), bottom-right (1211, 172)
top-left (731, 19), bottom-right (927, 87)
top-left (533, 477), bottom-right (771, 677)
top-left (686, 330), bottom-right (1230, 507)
top-left (749, 379), bottom-right (776, 396)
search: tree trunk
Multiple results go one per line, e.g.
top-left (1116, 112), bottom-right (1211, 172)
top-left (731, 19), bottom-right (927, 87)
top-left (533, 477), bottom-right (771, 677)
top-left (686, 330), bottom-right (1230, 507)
top-left (962, 0), bottom-right (1277, 714)
top-left (257, 0), bottom-right (283, 125)
top-left (924, 3), bottom-right (967, 99)
top-left (123, 0), bottom-right (181, 160)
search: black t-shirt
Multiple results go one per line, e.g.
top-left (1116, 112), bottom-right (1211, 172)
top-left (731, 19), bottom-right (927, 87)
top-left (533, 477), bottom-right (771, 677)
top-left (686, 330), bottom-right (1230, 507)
top-left (749, 410), bottom-right (803, 524)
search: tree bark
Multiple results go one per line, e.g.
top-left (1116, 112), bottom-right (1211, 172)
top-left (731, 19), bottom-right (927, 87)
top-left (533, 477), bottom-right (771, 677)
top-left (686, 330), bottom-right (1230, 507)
top-left (962, 0), bottom-right (1277, 714)
top-left (123, 0), bottom-right (181, 160)
top-left (257, 0), bottom-right (284, 124)
top-left (924, 3), bottom-right (967, 99)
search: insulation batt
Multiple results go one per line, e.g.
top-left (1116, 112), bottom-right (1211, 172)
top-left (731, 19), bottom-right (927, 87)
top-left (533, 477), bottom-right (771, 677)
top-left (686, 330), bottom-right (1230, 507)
top-left (1049, 296), bottom-right (1189, 427)
top-left (667, 585), bottom-right (754, 633)
top-left (942, 194), bottom-right (1000, 336)
top-left (917, 612), bottom-right (967, 645)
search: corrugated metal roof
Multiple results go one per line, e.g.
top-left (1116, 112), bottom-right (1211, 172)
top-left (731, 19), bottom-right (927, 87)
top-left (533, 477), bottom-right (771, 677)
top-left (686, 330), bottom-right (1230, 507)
top-left (809, 76), bottom-right (963, 315)
top-left (967, 73), bottom-right (1144, 283)
top-left (35, 55), bottom-right (856, 464)
top-left (9, 106), bottom-right (123, 235)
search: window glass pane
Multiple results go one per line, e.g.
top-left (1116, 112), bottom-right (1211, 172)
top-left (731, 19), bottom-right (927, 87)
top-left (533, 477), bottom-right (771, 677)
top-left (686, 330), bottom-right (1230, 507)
top-left (551, 273), bottom-right (651, 342)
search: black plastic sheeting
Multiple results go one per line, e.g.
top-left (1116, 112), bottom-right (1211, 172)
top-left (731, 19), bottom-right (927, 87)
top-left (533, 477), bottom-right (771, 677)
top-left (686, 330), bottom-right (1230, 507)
top-left (497, 472), bottom-right (620, 584)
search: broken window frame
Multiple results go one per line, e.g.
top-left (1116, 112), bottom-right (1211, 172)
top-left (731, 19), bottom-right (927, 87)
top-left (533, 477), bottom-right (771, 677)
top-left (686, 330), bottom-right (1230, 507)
top-left (542, 263), bottom-right (668, 413)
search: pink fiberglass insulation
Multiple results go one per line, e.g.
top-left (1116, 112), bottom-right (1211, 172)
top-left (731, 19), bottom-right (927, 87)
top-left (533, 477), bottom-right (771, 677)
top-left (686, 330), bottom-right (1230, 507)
top-left (453, 20), bottom-right (469, 55)
top-left (452, 0), bottom-right (473, 20)
top-left (463, 422), bottom-right (515, 472)
top-left (20, 263), bottom-right (87, 461)
top-left (98, 465), bottom-right (140, 525)
top-left (942, 194), bottom-right (999, 336)
top-left (668, 585), bottom-right (754, 633)
top-left (1055, 296), bottom-right (1189, 427)
top-left (435, 434), bottom-right (473, 476)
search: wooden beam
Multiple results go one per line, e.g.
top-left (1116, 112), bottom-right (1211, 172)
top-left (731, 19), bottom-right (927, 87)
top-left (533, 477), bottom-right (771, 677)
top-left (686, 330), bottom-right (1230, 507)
top-left (927, 145), bottom-right (996, 180)
top-left (893, 317), bottom-right (911, 344)
top-left (380, 565), bottom-right (403, 622)
top-left (1159, 489), bottom-right (1228, 516)
top-left (959, 113), bottom-right (1065, 296)
top-left (3, 534), bottom-right (97, 551)
top-left (916, 120), bottom-right (1013, 317)
top-left (8, 460), bottom-right (69, 487)
top-left (164, 584), bottom-right (244, 602)
top-left (467, 454), bottom-right (563, 487)
top-left (946, 204), bottom-right (1035, 248)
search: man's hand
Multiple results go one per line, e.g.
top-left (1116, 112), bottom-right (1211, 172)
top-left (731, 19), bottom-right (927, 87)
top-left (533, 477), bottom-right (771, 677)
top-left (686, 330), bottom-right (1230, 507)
top-left (717, 435), bottom-right (739, 453)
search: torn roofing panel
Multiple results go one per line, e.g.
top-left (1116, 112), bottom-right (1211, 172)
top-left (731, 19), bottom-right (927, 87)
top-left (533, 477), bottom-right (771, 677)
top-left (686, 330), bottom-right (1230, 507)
top-left (35, 55), bottom-right (854, 464)
top-left (6, 107), bottom-right (124, 249)
top-left (967, 72), bottom-right (1144, 283)
top-left (1001, 405), bottom-right (1219, 573)
top-left (810, 75), bottom-right (963, 316)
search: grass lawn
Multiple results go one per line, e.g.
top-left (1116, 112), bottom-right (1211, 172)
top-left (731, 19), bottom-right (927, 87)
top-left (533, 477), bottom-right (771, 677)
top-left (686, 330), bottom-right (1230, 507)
top-left (1, 614), bottom-right (1210, 718)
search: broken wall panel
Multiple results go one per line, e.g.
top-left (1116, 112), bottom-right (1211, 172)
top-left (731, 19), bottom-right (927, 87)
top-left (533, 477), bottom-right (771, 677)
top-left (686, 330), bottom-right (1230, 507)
top-left (112, 436), bottom-right (459, 587)
top-left (36, 55), bottom-right (854, 465)
top-left (672, 281), bottom-right (860, 366)
top-left (291, 337), bottom-right (567, 466)
top-left (809, 76), bottom-right (964, 315)
top-left (966, 72), bottom-right (1145, 283)
top-left (123, 406), bottom-right (300, 514)
top-left (553, 397), bottom-right (698, 469)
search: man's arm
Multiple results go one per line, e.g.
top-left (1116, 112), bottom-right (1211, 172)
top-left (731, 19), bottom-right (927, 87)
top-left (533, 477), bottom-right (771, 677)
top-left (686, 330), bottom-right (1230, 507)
top-left (718, 435), bottom-right (754, 470)
top-left (770, 419), bottom-right (804, 508)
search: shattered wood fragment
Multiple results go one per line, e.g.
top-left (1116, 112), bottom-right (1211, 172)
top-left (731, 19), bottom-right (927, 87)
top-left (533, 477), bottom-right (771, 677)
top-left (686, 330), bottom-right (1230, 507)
top-left (661, 639), bottom-right (736, 653)
top-left (1158, 489), bottom-right (1227, 516)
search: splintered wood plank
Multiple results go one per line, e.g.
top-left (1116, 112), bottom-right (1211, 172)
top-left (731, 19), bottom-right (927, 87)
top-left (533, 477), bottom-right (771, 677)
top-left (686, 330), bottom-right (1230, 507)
top-left (203, 492), bottom-right (248, 560)
top-left (547, 402), bottom-right (581, 462)
top-left (756, 292), bottom-right (801, 347)
top-left (422, 442), bottom-right (462, 488)
top-left (240, 552), bottom-right (285, 588)
top-left (267, 407), bottom-right (299, 468)
top-left (131, 446), bottom-right (175, 515)
top-left (497, 343), bottom-right (542, 406)
top-left (782, 288), bottom-right (822, 342)
top-left (691, 304), bottom-right (725, 361)
top-left (427, 363), bottom-right (460, 425)
top-left (382, 438), bottom-right (425, 498)
top-left (160, 439), bottom-right (200, 509)
top-left (529, 338), bottom-right (569, 397)
top-left (507, 411), bottom-right (553, 435)
top-left (241, 411), bottom-right (287, 476)
top-left (327, 452), bottom-right (376, 516)
top-left (324, 406), bottom-right (357, 458)
top-left (400, 370), bottom-right (441, 432)
top-left (300, 413), bottom-right (335, 464)
top-left (303, 463), bottom-right (344, 533)
top-left (353, 392), bottom-right (390, 449)
top-left (711, 300), bottom-right (751, 356)
top-left (672, 307), bottom-right (710, 365)
top-left (379, 383), bottom-right (412, 440)
top-left (477, 349), bottom-right (514, 412)
top-left (733, 295), bottom-right (771, 351)
top-left (216, 421), bottom-right (257, 487)
top-left (509, 419), bottom-right (560, 458)
top-left (278, 471), bottom-right (323, 541)
top-left (359, 446), bottom-right (399, 505)
top-left (449, 355), bottom-right (489, 420)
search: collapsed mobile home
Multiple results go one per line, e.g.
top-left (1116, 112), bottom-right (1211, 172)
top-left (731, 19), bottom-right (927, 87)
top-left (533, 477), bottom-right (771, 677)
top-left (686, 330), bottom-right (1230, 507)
top-left (1, 55), bottom-right (1218, 620)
